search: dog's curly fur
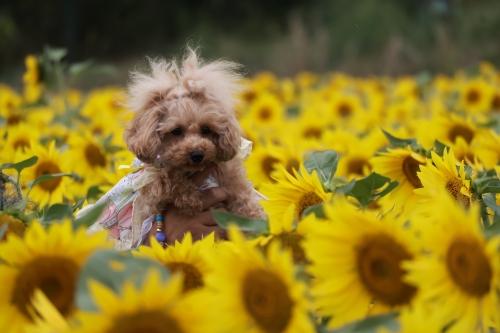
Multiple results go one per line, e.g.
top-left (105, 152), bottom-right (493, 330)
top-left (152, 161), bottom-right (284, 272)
top-left (123, 48), bottom-right (265, 222)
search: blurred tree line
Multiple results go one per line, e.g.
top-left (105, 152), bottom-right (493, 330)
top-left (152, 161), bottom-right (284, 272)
top-left (0, 0), bottom-right (499, 82)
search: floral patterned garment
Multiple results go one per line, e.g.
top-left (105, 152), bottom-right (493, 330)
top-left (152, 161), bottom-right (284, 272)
top-left (82, 138), bottom-right (256, 250)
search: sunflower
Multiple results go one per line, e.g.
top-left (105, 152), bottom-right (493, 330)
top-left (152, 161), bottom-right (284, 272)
top-left (80, 87), bottom-right (128, 119)
top-left (50, 89), bottom-right (82, 114)
top-left (293, 109), bottom-right (329, 142)
top-left (336, 136), bottom-right (379, 180)
top-left (0, 212), bottom-right (26, 241)
top-left (247, 93), bottom-right (284, 128)
top-left (450, 136), bottom-right (484, 171)
top-left (194, 227), bottom-right (315, 333)
top-left (0, 220), bottom-right (109, 333)
top-left (475, 129), bottom-right (500, 169)
top-left (370, 147), bottom-right (427, 216)
top-left (414, 149), bottom-right (472, 210)
top-left (377, 306), bottom-right (443, 333)
top-left (0, 85), bottom-right (24, 126)
top-left (22, 55), bottom-right (43, 103)
top-left (328, 93), bottom-right (363, 124)
top-left (24, 289), bottom-right (69, 333)
top-left (303, 196), bottom-right (419, 329)
top-left (429, 114), bottom-right (481, 146)
top-left (253, 203), bottom-right (318, 264)
top-left (1, 123), bottom-right (41, 163)
top-left (260, 163), bottom-right (332, 224)
top-left (244, 143), bottom-right (288, 189)
top-left (134, 232), bottom-right (214, 293)
top-left (74, 270), bottom-right (200, 333)
top-left (456, 79), bottom-right (494, 113)
top-left (65, 132), bottom-right (111, 186)
top-left (403, 194), bottom-right (500, 333)
top-left (20, 141), bottom-right (72, 208)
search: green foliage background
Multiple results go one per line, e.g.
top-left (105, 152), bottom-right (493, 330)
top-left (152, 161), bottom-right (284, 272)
top-left (1, 0), bottom-right (500, 84)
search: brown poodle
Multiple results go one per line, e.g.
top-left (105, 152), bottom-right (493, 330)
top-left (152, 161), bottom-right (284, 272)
top-left (123, 48), bottom-right (265, 223)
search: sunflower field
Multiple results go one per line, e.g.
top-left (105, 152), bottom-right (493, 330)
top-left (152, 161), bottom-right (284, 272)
top-left (1, 47), bottom-right (500, 333)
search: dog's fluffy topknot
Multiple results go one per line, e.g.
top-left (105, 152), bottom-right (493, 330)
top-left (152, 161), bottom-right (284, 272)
top-left (127, 47), bottom-right (244, 115)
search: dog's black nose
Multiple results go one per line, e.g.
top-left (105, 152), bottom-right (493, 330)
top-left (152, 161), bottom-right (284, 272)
top-left (190, 151), bottom-right (204, 163)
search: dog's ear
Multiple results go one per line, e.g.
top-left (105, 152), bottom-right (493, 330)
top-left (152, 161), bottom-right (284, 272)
top-left (123, 109), bottom-right (163, 164)
top-left (216, 115), bottom-right (241, 162)
top-left (125, 57), bottom-right (177, 163)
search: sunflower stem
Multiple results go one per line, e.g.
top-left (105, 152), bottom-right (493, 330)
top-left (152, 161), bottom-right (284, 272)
top-left (54, 59), bottom-right (70, 114)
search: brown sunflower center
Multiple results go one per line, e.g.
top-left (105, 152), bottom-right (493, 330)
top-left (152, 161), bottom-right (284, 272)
top-left (242, 269), bottom-right (293, 333)
top-left (491, 95), bottom-right (500, 111)
top-left (296, 192), bottom-right (324, 220)
top-left (285, 158), bottom-right (300, 175)
top-left (466, 89), bottom-right (480, 104)
top-left (446, 238), bottom-right (492, 297)
top-left (243, 90), bottom-right (257, 104)
top-left (35, 161), bottom-right (62, 192)
top-left (108, 310), bottom-right (184, 333)
top-left (259, 107), bottom-right (272, 121)
top-left (356, 234), bottom-right (417, 306)
top-left (337, 103), bottom-right (352, 117)
top-left (347, 157), bottom-right (371, 176)
top-left (92, 127), bottom-right (104, 136)
top-left (445, 177), bottom-right (470, 208)
top-left (261, 156), bottom-right (280, 181)
top-left (303, 127), bottom-right (322, 139)
top-left (166, 262), bottom-right (204, 293)
top-left (402, 156), bottom-right (424, 188)
top-left (13, 138), bottom-right (30, 151)
top-left (7, 114), bottom-right (23, 126)
top-left (448, 124), bottom-right (474, 144)
top-left (84, 143), bottom-right (106, 167)
top-left (274, 233), bottom-right (306, 264)
top-left (12, 256), bottom-right (79, 320)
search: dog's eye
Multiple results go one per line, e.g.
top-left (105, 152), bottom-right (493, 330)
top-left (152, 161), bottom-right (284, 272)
top-left (201, 126), bottom-right (211, 135)
top-left (171, 128), bottom-right (183, 136)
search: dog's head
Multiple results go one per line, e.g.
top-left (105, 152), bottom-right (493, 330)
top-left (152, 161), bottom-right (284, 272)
top-left (124, 49), bottom-right (243, 172)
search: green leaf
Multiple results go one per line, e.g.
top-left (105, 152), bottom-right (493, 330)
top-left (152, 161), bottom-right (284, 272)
top-left (432, 139), bottom-right (448, 157)
top-left (484, 221), bottom-right (500, 239)
top-left (43, 204), bottom-right (74, 222)
top-left (335, 179), bottom-right (356, 195)
top-left (381, 129), bottom-right (417, 149)
top-left (26, 173), bottom-right (72, 199)
top-left (483, 181), bottom-right (500, 194)
top-left (0, 156), bottom-right (38, 174)
top-left (73, 201), bottom-right (107, 229)
top-left (76, 249), bottom-right (170, 311)
top-left (27, 173), bottom-right (72, 188)
top-left (44, 45), bottom-right (67, 62)
top-left (483, 193), bottom-right (500, 232)
top-left (0, 116), bottom-right (5, 127)
top-left (86, 186), bottom-right (104, 201)
top-left (303, 203), bottom-right (325, 219)
top-left (72, 198), bottom-right (86, 213)
top-left (303, 150), bottom-right (339, 186)
top-left (329, 312), bottom-right (400, 333)
top-left (347, 173), bottom-right (399, 208)
top-left (68, 59), bottom-right (95, 77)
top-left (212, 210), bottom-right (268, 233)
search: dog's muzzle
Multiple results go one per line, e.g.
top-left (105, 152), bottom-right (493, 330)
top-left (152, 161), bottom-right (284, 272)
top-left (190, 151), bottom-right (204, 163)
